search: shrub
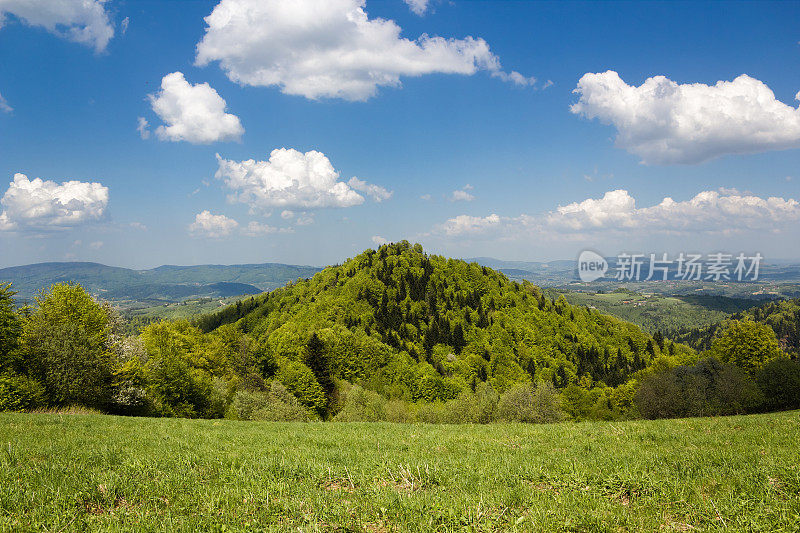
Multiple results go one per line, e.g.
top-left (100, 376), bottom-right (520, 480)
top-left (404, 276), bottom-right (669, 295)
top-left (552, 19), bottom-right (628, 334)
top-left (384, 398), bottom-right (415, 422)
top-left (756, 358), bottom-right (800, 411)
top-left (228, 381), bottom-right (314, 421)
top-left (333, 384), bottom-right (387, 422)
top-left (0, 372), bottom-right (46, 411)
top-left (146, 353), bottom-right (216, 418)
top-left (635, 357), bottom-right (762, 419)
top-left (497, 381), bottom-right (566, 423)
top-left (276, 360), bottom-right (327, 415)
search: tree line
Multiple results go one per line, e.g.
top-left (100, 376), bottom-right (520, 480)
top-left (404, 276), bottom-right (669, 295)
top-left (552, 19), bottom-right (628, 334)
top-left (1, 242), bottom-right (798, 421)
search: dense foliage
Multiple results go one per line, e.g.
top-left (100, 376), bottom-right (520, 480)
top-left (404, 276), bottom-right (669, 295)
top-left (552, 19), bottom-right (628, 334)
top-left (1, 243), bottom-right (797, 422)
top-left (672, 298), bottom-right (800, 355)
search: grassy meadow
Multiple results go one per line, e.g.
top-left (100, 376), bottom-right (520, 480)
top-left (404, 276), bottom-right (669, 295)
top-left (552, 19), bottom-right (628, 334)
top-left (1, 411), bottom-right (799, 532)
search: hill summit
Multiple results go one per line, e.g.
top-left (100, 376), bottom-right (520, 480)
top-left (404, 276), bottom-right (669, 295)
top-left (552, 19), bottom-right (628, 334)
top-left (197, 242), bottom-right (691, 406)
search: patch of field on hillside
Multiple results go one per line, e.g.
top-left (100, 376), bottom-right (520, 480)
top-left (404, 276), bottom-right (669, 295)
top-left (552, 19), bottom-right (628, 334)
top-left (558, 290), bottom-right (763, 335)
top-left (0, 411), bottom-right (798, 531)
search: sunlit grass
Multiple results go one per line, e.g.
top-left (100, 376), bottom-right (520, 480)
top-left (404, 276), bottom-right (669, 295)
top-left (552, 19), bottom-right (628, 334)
top-left (0, 411), bottom-right (798, 531)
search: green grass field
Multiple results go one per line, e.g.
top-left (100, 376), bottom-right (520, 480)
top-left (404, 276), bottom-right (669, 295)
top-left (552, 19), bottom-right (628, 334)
top-left (1, 412), bottom-right (798, 532)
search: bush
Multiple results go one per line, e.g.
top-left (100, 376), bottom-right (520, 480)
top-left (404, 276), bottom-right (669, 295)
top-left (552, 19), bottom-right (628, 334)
top-left (384, 398), bottom-right (415, 422)
top-left (228, 381), bottom-right (315, 421)
top-left (277, 360), bottom-right (327, 415)
top-left (0, 372), bottom-right (46, 411)
top-left (756, 358), bottom-right (800, 411)
top-left (497, 381), bottom-right (566, 423)
top-left (146, 353), bottom-right (216, 418)
top-left (333, 384), bottom-right (387, 422)
top-left (635, 357), bottom-right (762, 419)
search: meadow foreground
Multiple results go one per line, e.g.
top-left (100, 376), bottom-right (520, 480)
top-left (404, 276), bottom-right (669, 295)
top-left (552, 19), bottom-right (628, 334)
top-left (1, 411), bottom-right (799, 531)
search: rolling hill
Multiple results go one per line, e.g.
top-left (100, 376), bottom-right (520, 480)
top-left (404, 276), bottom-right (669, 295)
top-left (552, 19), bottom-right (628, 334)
top-left (0, 261), bottom-right (321, 303)
top-left (197, 242), bottom-right (693, 399)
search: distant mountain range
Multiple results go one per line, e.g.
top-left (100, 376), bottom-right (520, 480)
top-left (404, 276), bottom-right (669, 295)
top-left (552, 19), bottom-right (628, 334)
top-left (0, 262), bottom-right (321, 303)
top-left (3, 255), bottom-right (800, 306)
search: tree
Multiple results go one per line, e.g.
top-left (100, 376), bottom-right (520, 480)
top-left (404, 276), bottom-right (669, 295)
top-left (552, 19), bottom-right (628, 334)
top-left (635, 358), bottom-right (761, 419)
top-left (756, 358), bottom-right (800, 411)
top-left (305, 332), bottom-right (334, 399)
top-left (20, 284), bottom-right (118, 408)
top-left (0, 283), bottom-right (23, 373)
top-left (709, 319), bottom-right (783, 375)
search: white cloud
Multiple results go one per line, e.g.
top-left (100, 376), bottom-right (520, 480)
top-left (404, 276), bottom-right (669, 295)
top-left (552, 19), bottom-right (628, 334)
top-left (547, 189), bottom-right (635, 230)
top-left (404, 0), bottom-right (429, 16)
top-left (189, 210), bottom-right (238, 238)
top-left (0, 0), bottom-right (114, 52)
top-left (129, 221), bottom-right (147, 231)
top-left (440, 213), bottom-right (500, 236)
top-left (296, 213), bottom-right (314, 226)
top-left (348, 177), bottom-right (393, 202)
top-left (437, 189), bottom-right (800, 238)
top-left (280, 209), bottom-right (295, 219)
top-left (243, 221), bottom-right (278, 236)
top-left (571, 71), bottom-right (800, 165)
top-left (148, 72), bottom-right (243, 144)
top-left (136, 117), bottom-right (150, 139)
top-left (195, 0), bottom-right (529, 101)
top-left (0, 173), bottom-right (109, 231)
top-left (371, 235), bottom-right (388, 246)
top-left (215, 148), bottom-right (387, 210)
top-left (450, 186), bottom-right (475, 202)
top-left (89, 240), bottom-right (103, 249)
top-left (0, 92), bottom-right (11, 113)
top-left (120, 16), bottom-right (128, 35)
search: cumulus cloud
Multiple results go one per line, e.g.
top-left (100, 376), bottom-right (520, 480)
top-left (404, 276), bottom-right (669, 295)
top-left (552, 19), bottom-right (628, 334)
top-left (450, 187), bottom-right (475, 202)
top-left (0, 92), bottom-right (11, 113)
top-left (404, 0), bottom-right (429, 15)
top-left (0, 173), bottom-right (109, 231)
top-left (215, 148), bottom-right (387, 210)
top-left (571, 71), bottom-right (800, 165)
top-left (440, 213), bottom-right (500, 236)
top-left (194, 0), bottom-right (530, 101)
top-left (188, 210), bottom-right (238, 238)
top-left (371, 235), bottom-right (389, 246)
top-left (148, 72), bottom-right (243, 144)
top-left (348, 177), bottom-right (393, 202)
top-left (0, 0), bottom-right (114, 52)
top-left (437, 189), bottom-right (800, 238)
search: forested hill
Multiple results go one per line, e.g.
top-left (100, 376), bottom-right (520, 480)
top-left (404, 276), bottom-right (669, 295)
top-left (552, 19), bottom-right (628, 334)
top-left (197, 242), bottom-right (693, 392)
top-left (673, 298), bottom-right (800, 356)
top-left (0, 261), bottom-right (320, 302)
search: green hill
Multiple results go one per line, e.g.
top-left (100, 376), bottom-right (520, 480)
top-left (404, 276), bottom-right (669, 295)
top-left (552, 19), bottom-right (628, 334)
top-left (198, 242), bottom-right (692, 401)
top-left (673, 298), bottom-right (800, 354)
top-left (0, 261), bottom-right (321, 304)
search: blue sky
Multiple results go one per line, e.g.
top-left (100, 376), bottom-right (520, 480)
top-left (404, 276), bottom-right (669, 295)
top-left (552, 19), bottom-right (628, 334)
top-left (1, 0), bottom-right (800, 268)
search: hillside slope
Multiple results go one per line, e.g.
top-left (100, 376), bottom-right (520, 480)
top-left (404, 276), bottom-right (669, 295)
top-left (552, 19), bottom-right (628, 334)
top-left (674, 298), bottom-right (800, 355)
top-left (199, 242), bottom-right (693, 398)
top-left (0, 261), bottom-right (320, 303)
